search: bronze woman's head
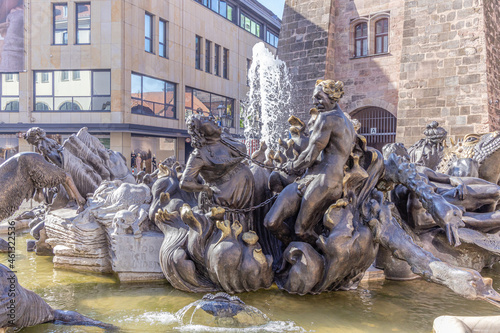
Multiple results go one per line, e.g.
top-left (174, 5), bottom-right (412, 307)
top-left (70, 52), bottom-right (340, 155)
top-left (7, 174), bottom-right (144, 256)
top-left (186, 115), bottom-right (222, 149)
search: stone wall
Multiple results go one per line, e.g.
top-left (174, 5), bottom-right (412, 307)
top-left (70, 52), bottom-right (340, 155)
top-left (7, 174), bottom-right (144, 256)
top-left (279, 0), bottom-right (495, 147)
top-left (396, 0), bottom-right (489, 146)
top-left (278, 0), bottom-right (332, 119)
top-left (483, 0), bottom-right (500, 130)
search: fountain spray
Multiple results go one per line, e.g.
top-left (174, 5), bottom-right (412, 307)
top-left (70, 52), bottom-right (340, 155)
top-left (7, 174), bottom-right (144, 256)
top-left (243, 42), bottom-right (294, 153)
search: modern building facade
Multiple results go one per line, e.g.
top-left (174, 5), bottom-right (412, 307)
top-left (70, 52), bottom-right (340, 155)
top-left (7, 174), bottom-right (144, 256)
top-left (0, 0), bottom-right (281, 169)
top-left (278, 0), bottom-right (499, 149)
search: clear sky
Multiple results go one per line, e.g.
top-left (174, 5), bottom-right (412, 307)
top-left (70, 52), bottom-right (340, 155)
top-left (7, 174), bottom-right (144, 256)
top-left (258, 0), bottom-right (285, 19)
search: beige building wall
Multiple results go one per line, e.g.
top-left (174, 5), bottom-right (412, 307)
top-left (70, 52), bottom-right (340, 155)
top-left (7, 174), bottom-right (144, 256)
top-left (3, 0), bottom-right (276, 164)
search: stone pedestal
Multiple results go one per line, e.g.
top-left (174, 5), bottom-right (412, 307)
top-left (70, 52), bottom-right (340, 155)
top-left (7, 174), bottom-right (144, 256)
top-left (45, 208), bottom-right (112, 273)
top-left (44, 207), bottom-right (166, 281)
top-left (110, 232), bottom-right (165, 282)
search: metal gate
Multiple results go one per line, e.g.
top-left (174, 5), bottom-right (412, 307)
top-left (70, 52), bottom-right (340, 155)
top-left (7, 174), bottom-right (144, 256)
top-left (351, 107), bottom-right (396, 152)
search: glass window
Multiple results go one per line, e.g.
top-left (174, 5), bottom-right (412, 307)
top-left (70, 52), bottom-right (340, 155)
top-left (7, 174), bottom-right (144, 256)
top-left (145, 13), bottom-right (153, 53)
top-left (224, 98), bottom-right (234, 128)
top-left (34, 70), bottom-right (111, 111)
top-left (131, 136), bottom-right (177, 173)
top-left (240, 13), bottom-right (261, 38)
top-left (266, 31), bottom-right (279, 48)
top-left (196, 0), bottom-right (234, 21)
top-left (4, 100), bottom-right (19, 110)
top-left (195, 35), bottom-right (202, 70)
top-left (214, 44), bottom-right (220, 76)
top-left (205, 40), bottom-right (211, 73)
top-left (159, 19), bottom-right (168, 58)
top-left (54, 4), bottom-right (68, 45)
top-left (223, 48), bottom-right (229, 79)
top-left (354, 22), bottom-right (368, 57)
top-left (3, 74), bottom-right (18, 95)
top-left (143, 76), bottom-right (165, 104)
top-left (93, 97), bottom-right (111, 111)
top-left (93, 71), bottom-right (111, 95)
top-left (227, 4), bottom-right (233, 21)
top-left (185, 87), bottom-right (235, 127)
top-left (131, 73), bottom-right (142, 97)
top-left (211, 94), bottom-right (225, 117)
top-left (59, 101), bottom-right (81, 110)
top-left (211, 0), bottom-right (219, 12)
top-left (0, 135), bottom-right (19, 163)
top-left (54, 70), bottom-right (91, 96)
top-left (131, 73), bottom-right (176, 118)
top-left (1, 74), bottom-right (19, 112)
top-left (220, 1), bottom-right (227, 17)
top-left (35, 102), bottom-right (50, 111)
top-left (61, 71), bottom-right (69, 81)
top-left (76, 3), bottom-right (91, 44)
top-left (375, 18), bottom-right (389, 54)
top-left (193, 89), bottom-right (211, 116)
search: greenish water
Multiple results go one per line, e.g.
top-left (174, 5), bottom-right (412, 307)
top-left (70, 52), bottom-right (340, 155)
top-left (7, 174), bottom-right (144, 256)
top-left (3, 232), bottom-right (500, 332)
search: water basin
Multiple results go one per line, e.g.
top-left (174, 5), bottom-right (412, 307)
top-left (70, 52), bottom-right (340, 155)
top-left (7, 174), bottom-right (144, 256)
top-left (3, 232), bottom-right (500, 332)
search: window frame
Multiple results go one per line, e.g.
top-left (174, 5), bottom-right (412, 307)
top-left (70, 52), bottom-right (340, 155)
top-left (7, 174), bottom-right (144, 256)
top-left (195, 0), bottom-right (234, 22)
top-left (266, 30), bottom-right (279, 48)
top-left (53, 3), bottom-right (69, 45)
top-left (185, 86), bottom-right (235, 127)
top-left (0, 73), bottom-right (20, 112)
top-left (374, 18), bottom-right (389, 54)
top-left (239, 12), bottom-right (261, 38)
top-left (75, 2), bottom-right (91, 45)
top-left (222, 47), bottom-right (229, 79)
top-left (159, 18), bottom-right (168, 58)
top-left (61, 71), bottom-right (70, 81)
top-left (226, 4), bottom-right (234, 22)
top-left (354, 22), bottom-right (368, 58)
top-left (145, 12), bottom-right (154, 53)
top-left (131, 72), bottom-right (177, 119)
top-left (33, 70), bottom-right (112, 112)
top-left (195, 35), bottom-right (202, 70)
top-left (205, 40), bottom-right (212, 73)
top-left (350, 13), bottom-right (390, 59)
top-left (214, 44), bottom-right (221, 76)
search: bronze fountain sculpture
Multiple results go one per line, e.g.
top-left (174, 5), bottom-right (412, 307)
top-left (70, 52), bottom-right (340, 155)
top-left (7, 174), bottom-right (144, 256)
top-left (151, 79), bottom-right (500, 306)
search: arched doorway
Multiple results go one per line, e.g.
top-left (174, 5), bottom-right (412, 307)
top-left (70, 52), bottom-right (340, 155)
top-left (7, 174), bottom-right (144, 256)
top-left (351, 107), bottom-right (396, 152)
